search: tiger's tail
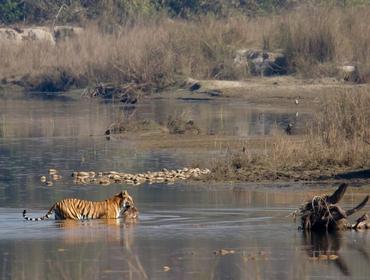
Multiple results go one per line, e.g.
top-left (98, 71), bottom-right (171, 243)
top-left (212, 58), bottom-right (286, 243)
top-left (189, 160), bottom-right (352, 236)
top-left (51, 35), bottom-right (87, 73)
top-left (23, 205), bottom-right (55, 221)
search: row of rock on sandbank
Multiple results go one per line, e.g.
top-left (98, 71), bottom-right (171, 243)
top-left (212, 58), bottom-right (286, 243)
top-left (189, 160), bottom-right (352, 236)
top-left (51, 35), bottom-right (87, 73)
top-left (72, 167), bottom-right (211, 186)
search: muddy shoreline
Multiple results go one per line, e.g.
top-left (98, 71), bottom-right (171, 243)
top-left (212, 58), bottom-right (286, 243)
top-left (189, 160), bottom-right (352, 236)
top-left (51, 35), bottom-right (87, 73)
top-left (2, 75), bottom-right (369, 105)
top-left (89, 136), bottom-right (370, 186)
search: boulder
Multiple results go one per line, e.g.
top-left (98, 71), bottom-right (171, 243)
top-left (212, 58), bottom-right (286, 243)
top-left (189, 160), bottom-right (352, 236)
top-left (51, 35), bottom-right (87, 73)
top-left (0, 26), bottom-right (84, 45)
top-left (338, 65), bottom-right (361, 83)
top-left (234, 49), bottom-right (288, 76)
top-left (22, 28), bottom-right (55, 45)
top-left (0, 27), bottom-right (55, 45)
top-left (0, 28), bottom-right (22, 42)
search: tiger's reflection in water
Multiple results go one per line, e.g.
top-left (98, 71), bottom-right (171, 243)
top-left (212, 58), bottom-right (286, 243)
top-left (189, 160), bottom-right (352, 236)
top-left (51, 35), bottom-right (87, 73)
top-left (49, 215), bottom-right (148, 279)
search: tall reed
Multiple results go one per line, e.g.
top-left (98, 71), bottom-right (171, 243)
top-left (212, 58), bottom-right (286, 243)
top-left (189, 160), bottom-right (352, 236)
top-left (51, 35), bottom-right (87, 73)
top-left (271, 5), bottom-right (370, 78)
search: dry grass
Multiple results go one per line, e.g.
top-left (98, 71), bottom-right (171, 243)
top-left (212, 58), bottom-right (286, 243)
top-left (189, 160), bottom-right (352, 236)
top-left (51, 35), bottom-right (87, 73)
top-left (1, 5), bottom-right (370, 91)
top-left (271, 5), bottom-right (370, 79)
top-left (0, 18), bottom-right (256, 91)
top-left (211, 88), bottom-right (370, 181)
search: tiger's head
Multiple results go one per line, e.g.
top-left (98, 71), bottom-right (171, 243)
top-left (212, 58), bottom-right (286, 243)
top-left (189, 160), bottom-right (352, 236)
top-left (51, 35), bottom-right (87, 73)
top-left (115, 190), bottom-right (135, 215)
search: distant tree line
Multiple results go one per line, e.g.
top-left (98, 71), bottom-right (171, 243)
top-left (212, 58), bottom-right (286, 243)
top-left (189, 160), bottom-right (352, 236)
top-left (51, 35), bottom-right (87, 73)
top-left (0, 0), bottom-right (368, 24)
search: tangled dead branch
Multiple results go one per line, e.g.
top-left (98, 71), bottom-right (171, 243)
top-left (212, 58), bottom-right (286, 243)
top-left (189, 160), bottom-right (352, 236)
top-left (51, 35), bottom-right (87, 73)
top-left (82, 83), bottom-right (143, 104)
top-left (295, 183), bottom-right (369, 231)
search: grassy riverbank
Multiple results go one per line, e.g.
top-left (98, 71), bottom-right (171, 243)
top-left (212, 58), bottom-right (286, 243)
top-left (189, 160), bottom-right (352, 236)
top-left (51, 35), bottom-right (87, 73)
top-left (1, 5), bottom-right (370, 92)
top-left (208, 89), bottom-right (370, 182)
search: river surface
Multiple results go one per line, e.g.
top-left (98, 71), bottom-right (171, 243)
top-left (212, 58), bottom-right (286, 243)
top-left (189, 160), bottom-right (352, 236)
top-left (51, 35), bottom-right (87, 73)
top-left (0, 94), bottom-right (370, 279)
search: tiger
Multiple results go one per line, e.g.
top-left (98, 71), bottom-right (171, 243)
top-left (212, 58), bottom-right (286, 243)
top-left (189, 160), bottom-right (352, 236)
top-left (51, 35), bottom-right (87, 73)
top-left (22, 190), bottom-right (137, 221)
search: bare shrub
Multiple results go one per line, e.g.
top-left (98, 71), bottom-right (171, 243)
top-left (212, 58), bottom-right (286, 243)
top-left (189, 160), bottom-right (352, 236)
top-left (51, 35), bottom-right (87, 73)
top-left (167, 110), bottom-right (201, 135)
top-left (105, 110), bottom-right (164, 135)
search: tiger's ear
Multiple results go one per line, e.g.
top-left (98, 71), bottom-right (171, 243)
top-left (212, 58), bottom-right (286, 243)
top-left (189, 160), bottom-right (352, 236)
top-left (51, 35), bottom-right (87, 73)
top-left (115, 191), bottom-right (123, 198)
top-left (116, 190), bottom-right (128, 198)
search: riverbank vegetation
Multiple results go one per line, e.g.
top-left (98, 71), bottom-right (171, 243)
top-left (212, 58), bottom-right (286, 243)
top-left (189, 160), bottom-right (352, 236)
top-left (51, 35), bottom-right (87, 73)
top-left (209, 89), bottom-right (370, 182)
top-left (2, 2), bottom-right (370, 183)
top-left (1, 2), bottom-right (370, 92)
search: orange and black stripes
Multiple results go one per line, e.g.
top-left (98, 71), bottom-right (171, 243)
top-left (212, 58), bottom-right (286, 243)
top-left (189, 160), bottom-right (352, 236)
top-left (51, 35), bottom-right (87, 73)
top-left (22, 190), bottom-right (135, 221)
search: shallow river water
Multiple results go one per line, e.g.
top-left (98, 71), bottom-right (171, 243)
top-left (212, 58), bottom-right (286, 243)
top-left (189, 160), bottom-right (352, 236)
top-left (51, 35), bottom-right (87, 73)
top-left (0, 94), bottom-right (370, 279)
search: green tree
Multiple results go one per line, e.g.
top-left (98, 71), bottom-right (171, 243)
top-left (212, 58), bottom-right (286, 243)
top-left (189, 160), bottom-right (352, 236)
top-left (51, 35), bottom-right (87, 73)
top-left (0, 0), bottom-right (24, 23)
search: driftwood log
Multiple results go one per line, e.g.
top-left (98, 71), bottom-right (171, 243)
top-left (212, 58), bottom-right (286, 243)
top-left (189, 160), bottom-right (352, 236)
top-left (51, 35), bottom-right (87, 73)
top-left (298, 183), bottom-right (369, 231)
